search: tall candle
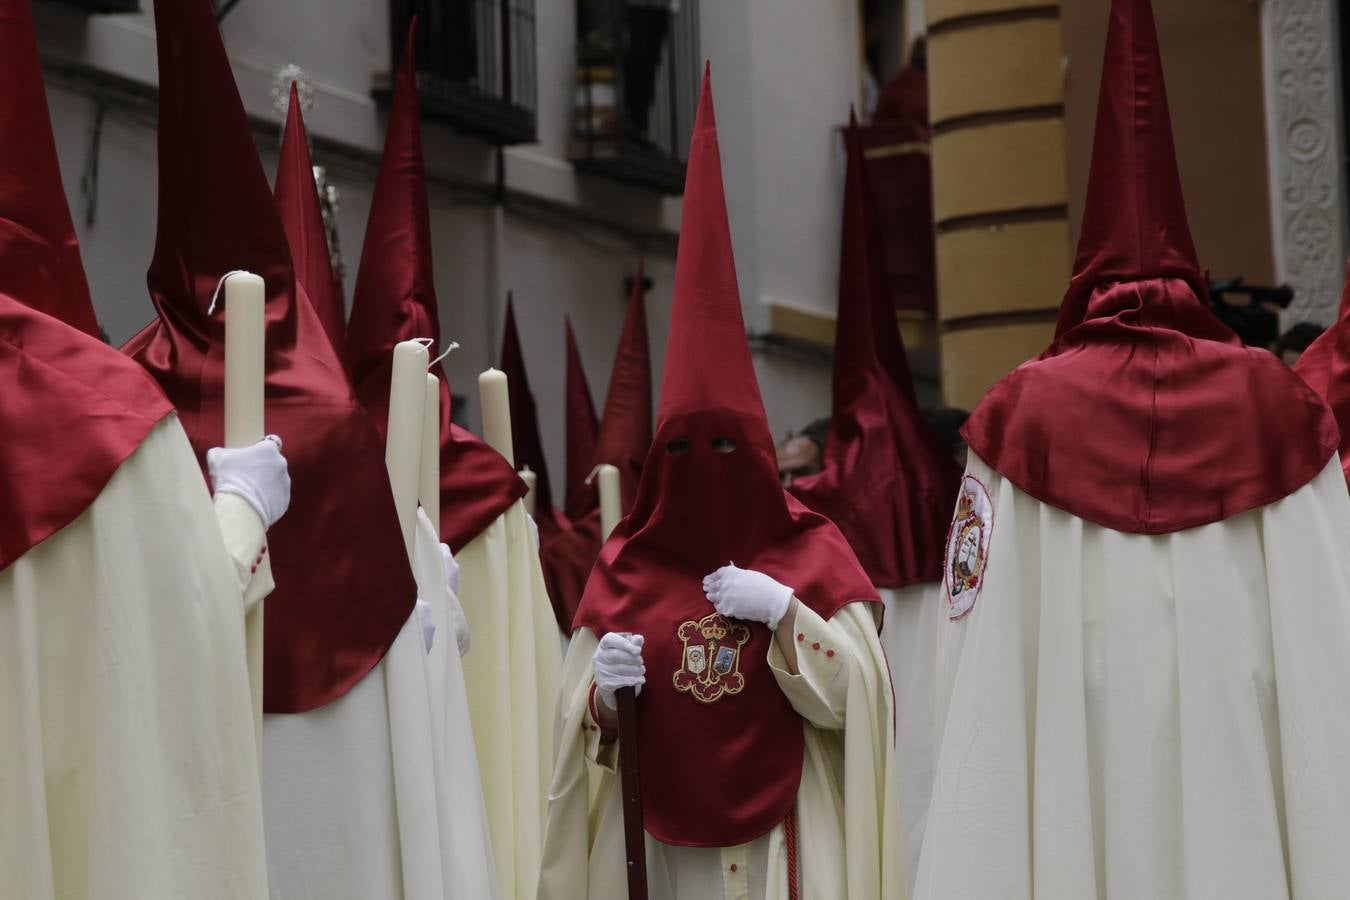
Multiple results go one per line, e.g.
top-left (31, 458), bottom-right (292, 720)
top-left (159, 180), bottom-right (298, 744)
top-left (420, 373), bottom-right (441, 528)
top-left (520, 467), bottom-right (538, 517)
top-left (386, 340), bottom-right (428, 556)
top-left (479, 367), bottom-right (514, 466)
top-left (224, 272), bottom-right (265, 448)
top-left (598, 463), bottom-right (621, 540)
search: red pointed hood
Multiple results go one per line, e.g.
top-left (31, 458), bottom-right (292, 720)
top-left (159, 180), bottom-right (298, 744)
top-left (574, 67), bottom-right (877, 848)
top-left (789, 115), bottom-right (960, 588)
top-left (0, 0), bottom-right (97, 337)
top-left (962, 0), bottom-right (1336, 535)
top-left (275, 85), bottom-right (345, 354)
top-left (1057, 0), bottom-right (1202, 335)
top-left (122, 0), bottom-right (417, 713)
top-left (563, 316), bottom-right (600, 520)
top-left (346, 21), bottom-right (526, 550)
top-left (499, 293), bottom-right (559, 524)
top-left (0, 0), bottom-right (171, 572)
top-left (1294, 259), bottom-right (1350, 487)
top-left (592, 258), bottom-right (653, 511)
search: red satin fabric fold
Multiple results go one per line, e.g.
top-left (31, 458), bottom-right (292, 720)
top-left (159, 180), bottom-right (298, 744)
top-left (2, 297), bottom-right (171, 571)
top-left (345, 23), bottom-right (525, 550)
top-left (124, 0), bottom-right (417, 713)
top-left (1293, 257), bottom-right (1350, 487)
top-left (790, 118), bottom-right (959, 588)
top-left (274, 87), bottom-right (346, 356)
top-left (965, 278), bottom-right (1337, 533)
top-left (563, 318), bottom-right (600, 521)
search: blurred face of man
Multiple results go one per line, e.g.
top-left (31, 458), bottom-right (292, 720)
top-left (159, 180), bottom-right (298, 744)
top-left (776, 434), bottom-right (822, 486)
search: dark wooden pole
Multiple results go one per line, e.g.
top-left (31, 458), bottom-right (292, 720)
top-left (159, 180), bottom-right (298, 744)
top-left (615, 685), bottom-right (648, 900)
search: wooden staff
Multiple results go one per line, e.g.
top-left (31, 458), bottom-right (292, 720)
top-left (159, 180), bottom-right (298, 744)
top-left (599, 463), bottom-right (647, 900)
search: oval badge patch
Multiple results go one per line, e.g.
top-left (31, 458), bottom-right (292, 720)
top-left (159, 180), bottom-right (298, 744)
top-left (944, 475), bottom-right (993, 620)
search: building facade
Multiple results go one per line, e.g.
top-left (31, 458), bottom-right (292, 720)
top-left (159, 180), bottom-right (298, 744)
top-left (31, 0), bottom-right (1350, 493)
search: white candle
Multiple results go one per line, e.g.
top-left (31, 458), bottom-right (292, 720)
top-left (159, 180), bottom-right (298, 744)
top-left (224, 272), bottom-right (265, 448)
top-left (386, 340), bottom-right (428, 555)
top-left (420, 373), bottom-right (441, 528)
top-left (520, 467), bottom-right (538, 517)
top-left (597, 463), bottom-right (621, 540)
top-left (479, 367), bottom-right (514, 467)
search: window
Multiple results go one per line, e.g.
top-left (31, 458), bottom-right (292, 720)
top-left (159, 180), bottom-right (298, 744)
top-left (384, 0), bottom-right (538, 145)
top-left (570, 0), bottom-right (700, 195)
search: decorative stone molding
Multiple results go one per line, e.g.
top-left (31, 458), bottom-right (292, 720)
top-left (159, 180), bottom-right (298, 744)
top-left (1261, 0), bottom-right (1347, 325)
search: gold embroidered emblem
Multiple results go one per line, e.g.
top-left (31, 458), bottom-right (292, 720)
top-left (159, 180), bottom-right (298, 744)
top-left (945, 476), bottom-right (993, 620)
top-left (672, 612), bottom-right (752, 704)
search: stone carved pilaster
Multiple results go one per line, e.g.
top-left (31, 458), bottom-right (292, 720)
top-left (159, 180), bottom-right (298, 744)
top-left (1261, 0), bottom-right (1347, 325)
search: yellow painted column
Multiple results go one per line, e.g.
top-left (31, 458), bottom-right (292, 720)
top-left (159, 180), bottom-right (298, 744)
top-left (926, 0), bottom-right (1071, 409)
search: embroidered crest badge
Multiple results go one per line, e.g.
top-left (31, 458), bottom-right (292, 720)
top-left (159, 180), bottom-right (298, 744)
top-left (944, 475), bottom-right (993, 620)
top-left (673, 612), bottom-right (752, 704)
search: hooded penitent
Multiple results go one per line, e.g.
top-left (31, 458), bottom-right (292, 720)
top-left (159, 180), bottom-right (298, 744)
top-left (500, 293), bottom-right (562, 529)
top-left (1294, 261), bottom-right (1350, 486)
top-left (592, 258), bottom-right (653, 512)
top-left (790, 115), bottom-right (959, 588)
top-left (122, 0), bottom-right (416, 713)
top-left (563, 317), bottom-right (600, 521)
top-left (345, 23), bottom-right (526, 551)
top-left (0, 0), bottom-right (171, 572)
top-left (961, 0), bottom-right (1336, 534)
top-left (274, 84), bottom-right (345, 355)
top-left (573, 68), bottom-right (878, 847)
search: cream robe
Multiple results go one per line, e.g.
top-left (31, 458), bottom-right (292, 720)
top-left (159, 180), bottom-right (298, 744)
top-left (536, 600), bottom-right (903, 900)
top-left (915, 453), bottom-right (1350, 900)
top-left (0, 415), bottom-right (271, 900)
top-left (413, 507), bottom-right (499, 899)
top-left (262, 508), bottom-right (492, 899)
top-left (880, 581), bottom-right (942, 891)
top-left (457, 501), bottom-right (562, 899)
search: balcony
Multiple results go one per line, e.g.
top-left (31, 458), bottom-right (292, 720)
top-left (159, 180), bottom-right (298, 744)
top-left (569, 0), bottom-right (700, 195)
top-left (381, 0), bottom-right (538, 145)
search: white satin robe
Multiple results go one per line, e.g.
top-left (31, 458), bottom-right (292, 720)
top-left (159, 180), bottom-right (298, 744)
top-left (0, 415), bottom-right (272, 899)
top-left (457, 501), bottom-right (562, 899)
top-left (261, 509), bottom-right (494, 900)
top-left (915, 453), bottom-right (1350, 900)
top-left (536, 600), bottom-right (903, 900)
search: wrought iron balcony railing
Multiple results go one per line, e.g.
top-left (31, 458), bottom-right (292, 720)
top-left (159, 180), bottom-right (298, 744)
top-left (382, 0), bottom-right (538, 145)
top-left (569, 0), bottom-right (699, 195)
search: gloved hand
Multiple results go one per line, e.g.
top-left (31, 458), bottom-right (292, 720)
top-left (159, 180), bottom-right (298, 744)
top-left (702, 564), bottom-right (794, 630)
top-left (207, 436), bottom-right (291, 528)
top-left (439, 543), bottom-right (461, 596)
top-left (592, 632), bottom-right (645, 707)
top-left (414, 597), bottom-right (436, 653)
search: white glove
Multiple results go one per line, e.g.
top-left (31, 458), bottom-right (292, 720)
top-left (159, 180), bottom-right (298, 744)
top-left (702, 564), bottom-right (794, 630)
top-left (414, 597), bottom-right (436, 653)
top-left (439, 542), bottom-right (461, 596)
top-left (207, 436), bottom-right (291, 528)
top-left (592, 632), bottom-right (645, 707)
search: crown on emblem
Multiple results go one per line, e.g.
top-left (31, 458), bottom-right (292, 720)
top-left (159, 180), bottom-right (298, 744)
top-left (956, 490), bottom-right (975, 519)
top-left (700, 615), bottom-right (729, 642)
